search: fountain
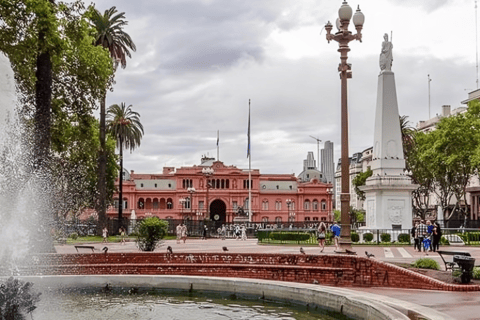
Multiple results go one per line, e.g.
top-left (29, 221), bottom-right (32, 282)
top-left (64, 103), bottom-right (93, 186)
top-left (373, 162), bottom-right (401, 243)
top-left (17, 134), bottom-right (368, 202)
top-left (0, 53), bottom-right (456, 320)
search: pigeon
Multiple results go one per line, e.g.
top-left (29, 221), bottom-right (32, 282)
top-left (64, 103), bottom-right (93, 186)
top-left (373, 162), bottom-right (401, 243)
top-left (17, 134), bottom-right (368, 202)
top-left (312, 279), bottom-right (319, 284)
top-left (102, 246), bottom-right (108, 254)
top-left (365, 251), bottom-right (375, 258)
top-left (167, 246), bottom-right (173, 254)
top-left (300, 247), bottom-right (306, 255)
top-left (222, 246), bottom-right (228, 252)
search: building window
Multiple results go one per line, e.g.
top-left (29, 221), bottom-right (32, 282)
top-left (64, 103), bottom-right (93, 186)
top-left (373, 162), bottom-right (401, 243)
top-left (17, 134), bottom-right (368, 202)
top-left (289, 185), bottom-right (293, 190)
top-left (304, 200), bottom-right (310, 211)
top-left (113, 199), bottom-right (119, 209)
top-left (243, 180), bottom-right (252, 189)
top-left (153, 199), bottom-right (159, 210)
top-left (321, 200), bottom-right (327, 211)
top-left (182, 179), bottom-right (193, 189)
top-left (233, 201), bottom-right (238, 210)
top-left (123, 200), bottom-right (128, 209)
top-left (262, 217), bottom-right (269, 222)
top-left (276, 185), bottom-right (279, 189)
top-left (262, 201), bottom-right (269, 211)
top-left (321, 217), bottom-right (326, 221)
top-left (140, 183), bottom-right (144, 188)
top-left (275, 201), bottom-right (281, 211)
top-left (275, 217), bottom-right (282, 223)
top-left (167, 198), bottom-right (173, 209)
top-left (199, 201), bottom-right (204, 210)
top-left (313, 217), bottom-right (319, 221)
top-left (138, 199), bottom-right (144, 209)
top-left (313, 200), bottom-right (318, 211)
top-left (155, 183), bottom-right (157, 188)
top-left (168, 183), bottom-right (172, 188)
top-left (305, 217), bottom-right (311, 221)
top-left (244, 198), bottom-right (249, 209)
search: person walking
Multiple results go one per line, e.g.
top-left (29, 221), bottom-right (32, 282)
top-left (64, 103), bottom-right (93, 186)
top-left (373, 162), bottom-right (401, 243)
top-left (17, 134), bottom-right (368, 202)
top-left (417, 220), bottom-right (427, 252)
top-left (330, 221), bottom-right (341, 252)
top-left (102, 227), bottom-right (108, 243)
top-left (432, 222), bottom-right (442, 252)
top-left (119, 226), bottom-right (126, 245)
top-left (412, 222), bottom-right (419, 252)
top-left (317, 222), bottom-right (327, 252)
top-left (181, 224), bottom-right (188, 243)
top-left (241, 225), bottom-right (247, 241)
top-left (221, 224), bottom-right (226, 240)
top-left (235, 225), bottom-right (241, 240)
top-left (176, 224), bottom-right (182, 244)
top-left (202, 224), bottom-right (208, 240)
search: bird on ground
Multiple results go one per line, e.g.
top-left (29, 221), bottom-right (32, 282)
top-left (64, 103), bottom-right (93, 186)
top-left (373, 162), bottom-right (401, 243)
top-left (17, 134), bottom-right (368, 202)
top-left (102, 246), bottom-right (108, 254)
top-left (365, 251), bottom-right (375, 258)
top-left (222, 246), bottom-right (228, 252)
top-left (312, 279), bottom-right (319, 284)
top-left (300, 247), bottom-right (306, 255)
top-left (167, 246), bottom-right (173, 254)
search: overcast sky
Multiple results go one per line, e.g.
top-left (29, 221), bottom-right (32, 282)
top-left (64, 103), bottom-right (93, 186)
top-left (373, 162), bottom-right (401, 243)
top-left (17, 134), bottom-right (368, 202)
top-left (92, 0), bottom-right (478, 176)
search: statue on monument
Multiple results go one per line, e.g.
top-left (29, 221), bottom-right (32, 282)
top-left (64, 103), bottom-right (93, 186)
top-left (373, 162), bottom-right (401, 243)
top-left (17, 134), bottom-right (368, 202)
top-left (379, 33), bottom-right (393, 72)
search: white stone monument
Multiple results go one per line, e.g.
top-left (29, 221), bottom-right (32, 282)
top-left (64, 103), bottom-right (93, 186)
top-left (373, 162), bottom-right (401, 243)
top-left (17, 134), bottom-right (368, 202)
top-left (360, 34), bottom-right (417, 230)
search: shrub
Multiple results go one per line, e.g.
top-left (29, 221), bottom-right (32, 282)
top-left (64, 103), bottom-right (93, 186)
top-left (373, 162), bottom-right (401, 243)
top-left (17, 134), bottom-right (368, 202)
top-left (135, 217), bottom-right (168, 251)
top-left (398, 233), bottom-right (410, 243)
top-left (363, 233), bottom-right (373, 242)
top-left (440, 236), bottom-right (450, 245)
top-left (269, 232), bottom-right (310, 241)
top-left (0, 277), bottom-right (41, 319)
top-left (380, 233), bottom-right (391, 243)
top-left (473, 267), bottom-right (480, 280)
top-left (411, 258), bottom-right (440, 270)
top-left (351, 233), bottom-right (360, 243)
top-left (69, 232), bottom-right (78, 240)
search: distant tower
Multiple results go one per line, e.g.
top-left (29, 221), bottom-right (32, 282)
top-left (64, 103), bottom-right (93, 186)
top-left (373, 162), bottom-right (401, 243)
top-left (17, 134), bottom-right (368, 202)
top-left (298, 152), bottom-right (324, 183)
top-left (321, 141), bottom-right (335, 205)
top-left (304, 151), bottom-right (316, 170)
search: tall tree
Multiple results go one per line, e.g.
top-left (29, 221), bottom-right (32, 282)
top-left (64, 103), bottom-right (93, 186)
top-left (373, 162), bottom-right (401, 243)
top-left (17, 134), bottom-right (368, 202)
top-left (90, 6), bottom-right (136, 228)
top-left (107, 103), bottom-right (143, 224)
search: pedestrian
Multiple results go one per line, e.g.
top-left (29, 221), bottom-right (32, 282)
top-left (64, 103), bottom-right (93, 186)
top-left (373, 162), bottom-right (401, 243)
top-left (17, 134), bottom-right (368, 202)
top-left (411, 222), bottom-right (419, 251)
top-left (432, 222), bottom-right (442, 252)
top-left (102, 227), bottom-right (108, 243)
top-left (241, 225), bottom-right (247, 241)
top-left (221, 224), bottom-right (226, 240)
top-left (181, 224), bottom-right (188, 243)
top-left (202, 224), bottom-right (208, 240)
top-left (317, 222), bottom-right (327, 252)
top-left (176, 224), bottom-right (182, 244)
top-left (416, 220), bottom-right (427, 252)
top-left (330, 221), bottom-right (341, 252)
top-left (119, 226), bottom-right (126, 245)
top-left (235, 224), bottom-right (241, 240)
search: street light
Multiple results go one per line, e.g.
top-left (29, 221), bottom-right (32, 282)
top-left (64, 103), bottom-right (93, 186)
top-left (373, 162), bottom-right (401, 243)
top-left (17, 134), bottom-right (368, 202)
top-left (179, 198), bottom-right (187, 213)
top-left (187, 187), bottom-right (196, 212)
top-left (286, 199), bottom-right (295, 222)
top-left (202, 167), bottom-right (214, 219)
top-left (325, 1), bottom-right (364, 252)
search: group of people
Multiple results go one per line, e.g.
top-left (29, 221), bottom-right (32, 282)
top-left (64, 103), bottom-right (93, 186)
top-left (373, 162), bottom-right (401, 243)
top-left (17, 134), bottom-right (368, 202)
top-left (411, 220), bottom-right (442, 252)
top-left (176, 224), bottom-right (188, 243)
top-left (102, 226), bottom-right (127, 244)
top-left (316, 221), bottom-right (341, 252)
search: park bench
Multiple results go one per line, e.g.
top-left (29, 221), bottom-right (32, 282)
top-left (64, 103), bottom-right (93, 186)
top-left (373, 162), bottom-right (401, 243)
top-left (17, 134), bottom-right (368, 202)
top-left (74, 245), bottom-right (95, 253)
top-left (436, 250), bottom-right (471, 271)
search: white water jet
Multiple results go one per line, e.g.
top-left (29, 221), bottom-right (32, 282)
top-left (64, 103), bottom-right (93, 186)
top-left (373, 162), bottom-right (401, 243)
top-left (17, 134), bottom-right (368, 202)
top-left (0, 52), bottom-right (54, 267)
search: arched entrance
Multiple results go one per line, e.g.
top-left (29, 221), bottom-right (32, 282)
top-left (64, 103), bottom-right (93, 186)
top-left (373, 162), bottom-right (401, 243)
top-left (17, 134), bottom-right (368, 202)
top-left (210, 199), bottom-right (226, 229)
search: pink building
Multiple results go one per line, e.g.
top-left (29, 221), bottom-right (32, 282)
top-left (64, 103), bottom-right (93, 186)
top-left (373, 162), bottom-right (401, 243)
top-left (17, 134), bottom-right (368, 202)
top-left (105, 157), bottom-right (333, 225)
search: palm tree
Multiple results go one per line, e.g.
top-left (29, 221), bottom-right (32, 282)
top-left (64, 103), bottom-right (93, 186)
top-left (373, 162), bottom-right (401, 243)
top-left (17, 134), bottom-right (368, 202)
top-left (90, 6), bottom-right (136, 228)
top-left (107, 103), bottom-right (144, 225)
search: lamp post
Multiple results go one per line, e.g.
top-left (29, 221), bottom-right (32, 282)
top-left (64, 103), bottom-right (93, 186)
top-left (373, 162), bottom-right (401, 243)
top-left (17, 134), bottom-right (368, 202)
top-left (179, 198), bottom-right (186, 214)
top-left (325, 1), bottom-right (364, 252)
top-left (286, 199), bottom-right (295, 222)
top-left (202, 167), bottom-right (214, 219)
top-left (187, 187), bottom-right (196, 213)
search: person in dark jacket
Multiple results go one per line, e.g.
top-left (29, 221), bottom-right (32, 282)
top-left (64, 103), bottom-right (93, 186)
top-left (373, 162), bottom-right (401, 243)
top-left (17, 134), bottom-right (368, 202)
top-left (431, 222), bottom-right (442, 252)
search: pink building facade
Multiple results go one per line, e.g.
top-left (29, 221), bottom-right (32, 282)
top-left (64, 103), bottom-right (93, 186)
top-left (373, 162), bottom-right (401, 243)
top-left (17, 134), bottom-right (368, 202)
top-left (105, 157), bottom-right (333, 225)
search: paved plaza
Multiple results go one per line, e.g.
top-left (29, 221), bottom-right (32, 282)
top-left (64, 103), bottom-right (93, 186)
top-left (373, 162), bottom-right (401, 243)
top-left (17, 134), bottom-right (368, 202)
top-left (55, 239), bottom-right (480, 320)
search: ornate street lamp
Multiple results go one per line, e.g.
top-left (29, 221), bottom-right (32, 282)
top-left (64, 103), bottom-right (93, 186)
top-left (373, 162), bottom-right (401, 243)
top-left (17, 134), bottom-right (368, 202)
top-left (286, 199), bottom-right (295, 222)
top-left (187, 187), bottom-right (196, 212)
top-left (325, 1), bottom-right (364, 252)
top-left (202, 167), bottom-right (214, 219)
top-left (179, 198), bottom-right (187, 213)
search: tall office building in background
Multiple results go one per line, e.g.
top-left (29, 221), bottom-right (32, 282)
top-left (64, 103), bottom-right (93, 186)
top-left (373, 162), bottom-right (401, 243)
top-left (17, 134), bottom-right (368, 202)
top-left (321, 140), bottom-right (335, 206)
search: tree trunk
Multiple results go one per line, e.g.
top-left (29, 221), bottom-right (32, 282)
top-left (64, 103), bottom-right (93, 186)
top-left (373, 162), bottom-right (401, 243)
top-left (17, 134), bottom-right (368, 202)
top-left (97, 92), bottom-right (107, 229)
top-left (118, 137), bottom-right (123, 224)
top-left (34, 31), bottom-right (52, 166)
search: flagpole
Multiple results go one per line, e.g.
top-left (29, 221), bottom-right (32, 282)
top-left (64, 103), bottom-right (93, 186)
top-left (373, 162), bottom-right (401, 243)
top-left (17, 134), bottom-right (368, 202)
top-left (217, 130), bottom-right (219, 161)
top-left (248, 99), bottom-right (252, 222)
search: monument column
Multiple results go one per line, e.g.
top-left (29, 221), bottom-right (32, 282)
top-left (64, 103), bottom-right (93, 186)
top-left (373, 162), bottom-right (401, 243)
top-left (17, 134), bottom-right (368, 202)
top-left (360, 34), bottom-right (418, 231)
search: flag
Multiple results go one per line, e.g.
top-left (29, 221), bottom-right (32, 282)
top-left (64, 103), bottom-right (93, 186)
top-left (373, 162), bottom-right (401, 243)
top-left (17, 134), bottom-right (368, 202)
top-left (247, 99), bottom-right (251, 158)
top-left (217, 130), bottom-right (219, 146)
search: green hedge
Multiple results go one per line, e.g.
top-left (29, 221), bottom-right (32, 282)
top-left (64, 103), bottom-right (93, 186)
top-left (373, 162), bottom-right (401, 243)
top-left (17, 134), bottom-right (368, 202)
top-left (398, 233), bottom-right (410, 243)
top-left (351, 233), bottom-right (360, 243)
top-left (363, 233), bottom-right (373, 242)
top-left (411, 258), bottom-right (440, 270)
top-left (380, 233), bottom-right (391, 243)
top-left (473, 267), bottom-right (480, 280)
top-left (269, 232), bottom-right (311, 241)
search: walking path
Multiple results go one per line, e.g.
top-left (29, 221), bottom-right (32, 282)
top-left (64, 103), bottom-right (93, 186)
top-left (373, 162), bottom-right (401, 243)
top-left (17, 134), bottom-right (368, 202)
top-left (55, 239), bottom-right (480, 320)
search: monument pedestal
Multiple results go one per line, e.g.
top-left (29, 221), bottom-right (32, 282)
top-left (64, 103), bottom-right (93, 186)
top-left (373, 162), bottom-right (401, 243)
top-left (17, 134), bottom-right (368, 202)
top-left (361, 175), bottom-right (417, 229)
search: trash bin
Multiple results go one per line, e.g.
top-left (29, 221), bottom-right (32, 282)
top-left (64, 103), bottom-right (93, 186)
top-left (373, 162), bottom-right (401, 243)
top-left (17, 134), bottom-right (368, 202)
top-left (452, 255), bottom-right (476, 284)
